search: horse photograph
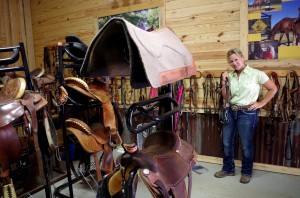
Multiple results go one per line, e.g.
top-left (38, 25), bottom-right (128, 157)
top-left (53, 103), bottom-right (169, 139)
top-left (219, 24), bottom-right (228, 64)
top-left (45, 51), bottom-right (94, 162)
top-left (248, 0), bottom-right (282, 14)
top-left (265, 0), bottom-right (300, 46)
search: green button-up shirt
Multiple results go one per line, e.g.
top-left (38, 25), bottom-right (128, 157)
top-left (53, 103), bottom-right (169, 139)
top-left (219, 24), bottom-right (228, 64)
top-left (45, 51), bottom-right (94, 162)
top-left (229, 65), bottom-right (269, 106)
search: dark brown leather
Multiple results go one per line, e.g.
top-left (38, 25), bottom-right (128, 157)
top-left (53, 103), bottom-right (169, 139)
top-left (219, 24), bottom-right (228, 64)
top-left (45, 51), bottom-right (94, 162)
top-left (20, 92), bottom-right (48, 182)
top-left (0, 124), bottom-right (22, 179)
top-left (0, 100), bottom-right (24, 127)
top-left (0, 91), bottom-right (48, 183)
top-left (121, 131), bottom-right (196, 198)
top-left (231, 104), bottom-right (251, 111)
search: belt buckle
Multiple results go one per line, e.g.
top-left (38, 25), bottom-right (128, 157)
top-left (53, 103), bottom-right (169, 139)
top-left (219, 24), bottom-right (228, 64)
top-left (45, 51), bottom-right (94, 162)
top-left (231, 105), bottom-right (239, 111)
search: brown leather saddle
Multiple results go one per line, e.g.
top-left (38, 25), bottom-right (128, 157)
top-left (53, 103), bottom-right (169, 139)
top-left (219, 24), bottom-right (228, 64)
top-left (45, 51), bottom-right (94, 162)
top-left (64, 77), bottom-right (122, 146)
top-left (66, 118), bottom-right (114, 182)
top-left (80, 17), bottom-right (196, 89)
top-left (136, 131), bottom-right (196, 198)
top-left (31, 67), bottom-right (56, 90)
top-left (97, 130), bottom-right (196, 198)
top-left (0, 91), bottom-right (48, 183)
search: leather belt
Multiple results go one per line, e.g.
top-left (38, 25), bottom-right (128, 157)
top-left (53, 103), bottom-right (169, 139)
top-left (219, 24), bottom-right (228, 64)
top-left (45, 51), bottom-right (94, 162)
top-left (231, 104), bottom-right (251, 111)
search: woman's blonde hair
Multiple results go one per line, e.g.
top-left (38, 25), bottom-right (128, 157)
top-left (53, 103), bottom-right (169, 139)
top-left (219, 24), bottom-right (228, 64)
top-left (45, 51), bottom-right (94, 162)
top-left (226, 48), bottom-right (244, 62)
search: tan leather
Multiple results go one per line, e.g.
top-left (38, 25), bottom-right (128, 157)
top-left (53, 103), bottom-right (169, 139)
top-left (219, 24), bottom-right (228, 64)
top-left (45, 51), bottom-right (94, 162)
top-left (64, 77), bottom-right (122, 146)
top-left (66, 118), bottom-right (108, 148)
top-left (64, 77), bottom-right (96, 99)
top-left (107, 164), bottom-right (135, 196)
top-left (57, 86), bottom-right (68, 105)
top-left (89, 81), bottom-right (121, 146)
top-left (0, 77), bottom-right (26, 101)
top-left (66, 118), bottom-right (112, 182)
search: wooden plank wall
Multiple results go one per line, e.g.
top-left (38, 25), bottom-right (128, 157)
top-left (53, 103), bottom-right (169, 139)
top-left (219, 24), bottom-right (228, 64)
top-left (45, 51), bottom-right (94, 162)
top-left (29, 0), bottom-right (164, 68)
top-left (0, 0), bottom-right (36, 70)
top-left (27, 0), bottom-right (299, 112)
top-left (1, 0), bottom-right (300, 171)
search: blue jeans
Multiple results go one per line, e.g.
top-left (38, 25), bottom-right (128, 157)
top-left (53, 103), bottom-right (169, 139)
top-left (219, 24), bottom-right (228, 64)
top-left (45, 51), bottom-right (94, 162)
top-left (221, 108), bottom-right (258, 176)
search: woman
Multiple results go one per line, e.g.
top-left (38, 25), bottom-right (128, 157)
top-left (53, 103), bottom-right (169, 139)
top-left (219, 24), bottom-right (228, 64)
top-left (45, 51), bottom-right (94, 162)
top-left (214, 48), bottom-right (277, 184)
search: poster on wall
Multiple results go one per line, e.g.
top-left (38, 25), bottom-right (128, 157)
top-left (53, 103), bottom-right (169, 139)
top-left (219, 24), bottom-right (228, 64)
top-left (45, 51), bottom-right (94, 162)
top-left (248, 0), bottom-right (300, 60)
top-left (98, 8), bottom-right (159, 31)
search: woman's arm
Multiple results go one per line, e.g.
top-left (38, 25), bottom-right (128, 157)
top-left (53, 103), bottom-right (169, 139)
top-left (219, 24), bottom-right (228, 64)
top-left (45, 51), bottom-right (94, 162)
top-left (250, 79), bottom-right (278, 110)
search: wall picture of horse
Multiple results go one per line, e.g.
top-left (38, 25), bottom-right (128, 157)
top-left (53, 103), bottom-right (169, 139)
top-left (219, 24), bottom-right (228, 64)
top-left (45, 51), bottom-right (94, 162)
top-left (268, 17), bottom-right (295, 46)
top-left (248, 0), bottom-right (282, 14)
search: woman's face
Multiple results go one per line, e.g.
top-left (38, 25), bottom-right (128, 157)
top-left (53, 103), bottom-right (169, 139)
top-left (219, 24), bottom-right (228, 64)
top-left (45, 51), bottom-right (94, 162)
top-left (228, 53), bottom-right (245, 73)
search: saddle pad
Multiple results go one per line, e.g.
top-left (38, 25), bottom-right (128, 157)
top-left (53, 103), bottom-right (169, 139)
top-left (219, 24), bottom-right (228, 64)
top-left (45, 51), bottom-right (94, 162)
top-left (0, 77), bottom-right (26, 101)
top-left (81, 17), bottom-right (196, 88)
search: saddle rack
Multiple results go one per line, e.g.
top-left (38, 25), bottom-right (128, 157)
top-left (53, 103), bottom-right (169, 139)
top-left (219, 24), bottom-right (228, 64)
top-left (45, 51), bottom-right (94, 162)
top-left (54, 36), bottom-right (106, 198)
top-left (0, 43), bottom-right (34, 90)
top-left (126, 93), bottom-right (180, 134)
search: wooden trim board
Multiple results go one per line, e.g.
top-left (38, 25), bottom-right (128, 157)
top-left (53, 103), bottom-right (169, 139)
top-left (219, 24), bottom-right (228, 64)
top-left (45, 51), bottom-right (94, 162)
top-left (198, 155), bottom-right (300, 176)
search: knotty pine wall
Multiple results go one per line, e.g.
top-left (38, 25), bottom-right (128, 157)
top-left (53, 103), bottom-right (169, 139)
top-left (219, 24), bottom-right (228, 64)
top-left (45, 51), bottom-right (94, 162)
top-left (0, 0), bottom-right (35, 70)
top-left (29, 0), bottom-right (299, 71)
top-left (1, 0), bottom-right (300, 172)
top-left (2, 0), bottom-right (298, 112)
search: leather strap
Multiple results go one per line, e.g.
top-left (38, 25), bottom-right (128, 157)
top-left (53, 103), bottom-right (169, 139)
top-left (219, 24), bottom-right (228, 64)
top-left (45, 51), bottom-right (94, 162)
top-left (20, 92), bottom-right (46, 182)
top-left (93, 152), bottom-right (102, 182)
top-left (203, 73), bottom-right (217, 114)
top-left (187, 75), bottom-right (198, 113)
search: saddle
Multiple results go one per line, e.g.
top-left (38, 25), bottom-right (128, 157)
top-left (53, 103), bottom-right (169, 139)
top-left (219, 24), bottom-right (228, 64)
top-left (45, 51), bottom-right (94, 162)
top-left (0, 91), bottom-right (48, 183)
top-left (97, 131), bottom-right (196, 198)
top-left (80, 17), bottom-right (196, 89)
top-left (31, 67), bottom-right (56, 90)
top-left (66, 118), bottom-right (114, 182)
top-left (64, 77), bottom-right (122, 146)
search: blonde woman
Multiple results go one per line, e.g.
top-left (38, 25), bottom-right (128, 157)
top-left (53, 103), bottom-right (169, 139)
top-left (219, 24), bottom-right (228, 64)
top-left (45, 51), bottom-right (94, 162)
top-left (214, 48), bottom-right (277, 183)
